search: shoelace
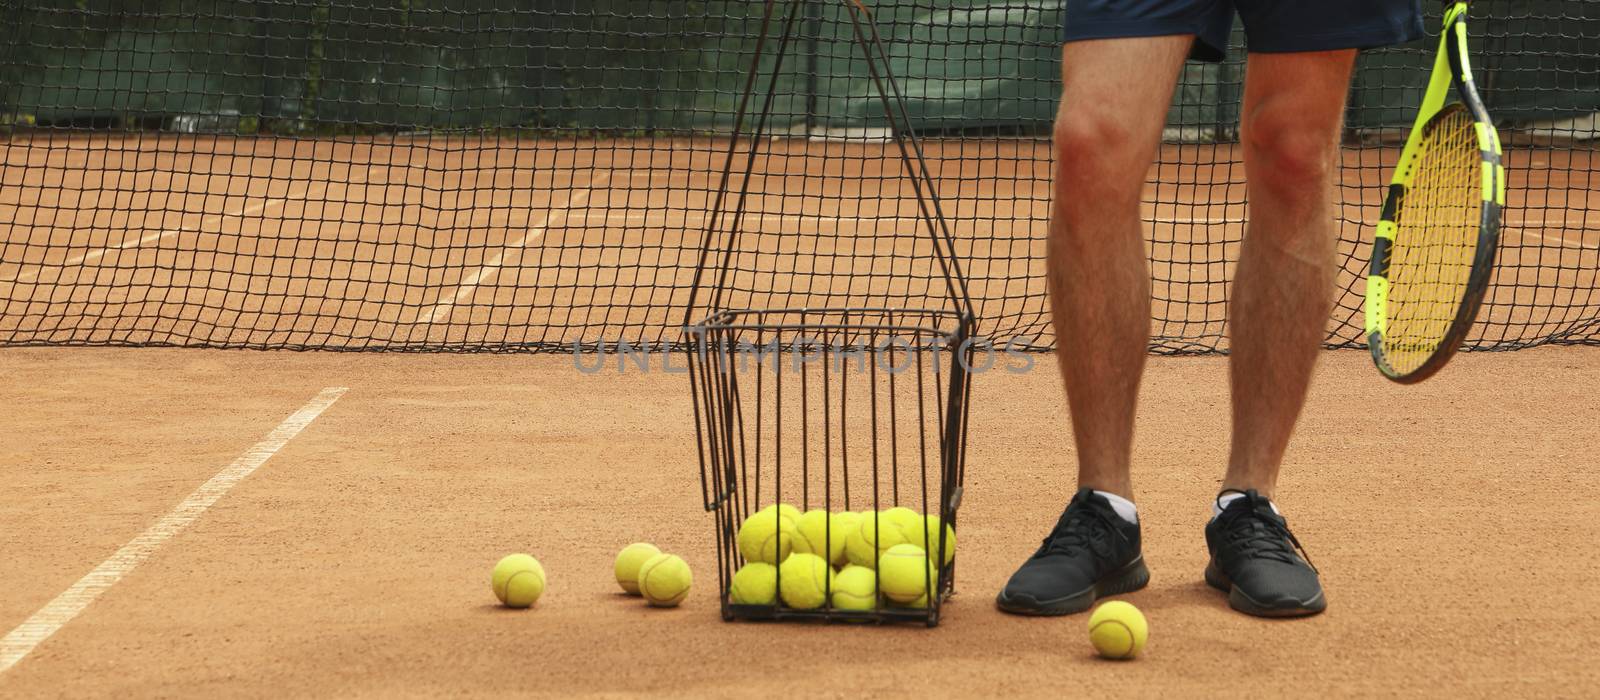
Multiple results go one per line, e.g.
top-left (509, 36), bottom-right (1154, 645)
top-left (1215, 489), bottom-right (1318, 572)
top-left (1034, 497), bottom-right (1122, 560)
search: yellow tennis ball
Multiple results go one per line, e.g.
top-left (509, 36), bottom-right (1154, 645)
top-left (882, 506), bottom-right (922, 529)
top-left (831, 511), bottom-right (863, 568)
top-left (846, 508), bottom-right (921, 568)
top-left (738, 505), bottom-right (798, 565)
top-left (728, 562), bottom-right (778, 605)
top-left (877, 543), bottom-right (937, 603)
top-left (831, 564), bottom-right (878, 611)
top-left (889, 592), bottom-right (930, 609)
top-left (1088, 601), bottom-right (1149, 659)
top-left (843, 522), bottom-right (877, 568)
top-left (919, 515), bottom-right (957, 567)
top-left (637, 553), bottom-right (692, 607)
top-left (491, 553), bottom-right (546, 608)
top-left (778, 553), bottom-right (834, 609)
top-left (792, 510), bottom-right (853, 567)
top-left (613, 542), bottom-right (660, 595)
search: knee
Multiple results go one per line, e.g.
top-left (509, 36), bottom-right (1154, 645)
top-left (1051, 109), bottom-right (1142, 216)
top-left (1243, 107), bottom-right (1337, 194)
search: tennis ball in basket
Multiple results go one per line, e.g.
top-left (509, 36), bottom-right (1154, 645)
top-left (830, 564), bottom-right (879, 611)
top-left (1088, 601), bottom-right (1148, 659)
top-left (778, 553), bottom-right (834, 609)
top-left (613, 542), bottom-right (661, 595)
top-left (738, 505), bottom-right (798, 565)
top-left (637, 553), bottom-right (693, 607)
top-left (845, 508), bottom-right (922, 567)
top-left (919, 515), bottom-right (957, 567)
top-left (792, 510), bottom-right (853, 567)
top-left (889, 592), bottom-right (930, 609)
top-left (728, 562), bottom-right (779, 606)
top-left (830, 511), bottom-right (864, 568)
top-left (491, 553), bottom-right (546, 608)
top-left (877, 543), bottom-right (937, 604)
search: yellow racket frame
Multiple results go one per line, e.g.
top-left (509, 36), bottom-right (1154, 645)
top-left (1366, 2), bottom-right (1505, 383)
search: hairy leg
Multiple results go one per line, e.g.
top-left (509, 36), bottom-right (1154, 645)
top-left (1049, 37), bottom-right (1191, 499)
top-left (1227, 50), bottom-right (1358, 497)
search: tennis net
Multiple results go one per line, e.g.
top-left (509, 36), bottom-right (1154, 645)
top-left (1, 0), bottom-right (1596, 353)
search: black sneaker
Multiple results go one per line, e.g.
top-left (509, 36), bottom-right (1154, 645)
top-left (995, 488), bottom-right (1149, 616)
top-left (1204, 489), bottom-right (1327, 617)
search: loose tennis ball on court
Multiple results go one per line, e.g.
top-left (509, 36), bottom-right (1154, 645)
top-left (778, 552), bottom-right (834, 610)
top-left (792, 510), bottom-right (853, 567)
top-left (877, 543), bottom-right (937, 604)
top-left (830, 564), bottom-right (878, 611)
top-left (738, 506), bottom-right (797, 565)
top-left (919, 515), bottom-right (957, 567)
top-left (613, 542), bottom-right (661, 595)
top-left (1088, 601), bottom-right (1148, 660)
top-left (637, 553), bottom-right (693, 607)
top-left (491, 553), bottom-right (546, 608)
top-left (728, 562), bottom-right (779, 606)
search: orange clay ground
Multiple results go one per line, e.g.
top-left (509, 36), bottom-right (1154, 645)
top-left (2, 346), bottom-right (1597, 697)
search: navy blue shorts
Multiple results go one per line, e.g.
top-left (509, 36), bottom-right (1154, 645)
top-left (1063, 0), bottom-right (1425, 62)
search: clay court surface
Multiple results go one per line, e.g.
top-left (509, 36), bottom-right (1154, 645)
top-left (3, 134), bottom-right (1599, 696)
top-left (1, 347), bottom-right (1598, 697)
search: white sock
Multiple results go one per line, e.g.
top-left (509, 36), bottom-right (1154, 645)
top-left (1093, 490), bottom-right (1138, 525)
top-left (1212, 491), bottom-right (1280, 521)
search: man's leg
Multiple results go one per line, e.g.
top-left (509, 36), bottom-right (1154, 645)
top-left (1205, 49), bottom-right (1356, 619)
top-left (995, 36), bottom-right (1189, 616)
top-left (1050, 36), bottom-right (1192, 499)
top-left (1227, 50), bottom-right (1357, 496)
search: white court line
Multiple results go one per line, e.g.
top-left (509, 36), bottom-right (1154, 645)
top-left (0, 386), bottom-right (348, 676)
top-left (1518, 228), bottom-right (1600, 251)
top-left (2, 190), bottom-right (307, 284)
top-left (590, 211), bottom-right (1593, 229)
top-left (421, 172), bottom-right (613, 325)
top-left (589, 213), bottom-right (1245, 225)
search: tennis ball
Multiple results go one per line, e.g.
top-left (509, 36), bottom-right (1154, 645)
top-left (877, 543), bottom-right (937, 603)
top-left (778, 552), bottom-right (834, 609)
top-left (919, 515), bottom-right (957, 567)
top-left (613, 542), bottom-right (660, 595)
top-left (792, 510), bottom-right (854, 567)
top-left (889, 592), bottom-right (930, 609)
top-left (845, 508), bottom-right (922, 568)
top-left (882, 506), bottom-right (922, 528)
top-left (831, 564), bottom-right (878, 611)
top-left (1088, 601), bottom-right (1148, 659)
top-left (738, 505), bottom-right (797, 565)
top-left (728, 562), bottom-right (778, 605)
top-left (637, 553), bottom-right (692, 607)
top-left (491, 553), bottom-right (546, 608)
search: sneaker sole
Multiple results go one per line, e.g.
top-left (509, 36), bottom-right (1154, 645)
top-left (1204, 563), bottom-right (1327, 618)
top-left (994, 555), bottom-right (1150, 616)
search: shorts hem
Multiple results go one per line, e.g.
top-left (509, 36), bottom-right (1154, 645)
top-left (1246, 26), bottom-right (1427, 54)
top-left (1062, 19), bottom-right (1224, 62)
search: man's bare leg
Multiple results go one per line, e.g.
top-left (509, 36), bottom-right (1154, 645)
top-left (1050, 36), bottom-right (1192, 500)
top-left (996, 36), bottom-right (1190, 617)
top-left (1203, 50), bottom-right (1356, 619)
top-left (1225, 50), bottom-right (1358, 497)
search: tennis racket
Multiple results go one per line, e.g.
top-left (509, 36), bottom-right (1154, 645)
top-left (1365, 1), bottom-right (1505, 383)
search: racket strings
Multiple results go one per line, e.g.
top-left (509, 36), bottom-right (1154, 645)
top-left (1385, 107), bottom-right (1483, 374)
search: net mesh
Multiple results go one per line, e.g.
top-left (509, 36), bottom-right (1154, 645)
top-left (1, 0), bottom-right (1596, 353)
top-left (1384, 105), bottom-right (1484, 375)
